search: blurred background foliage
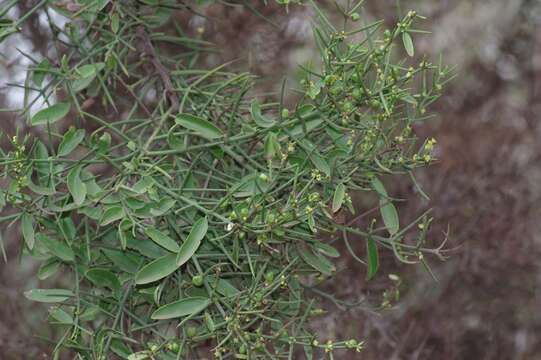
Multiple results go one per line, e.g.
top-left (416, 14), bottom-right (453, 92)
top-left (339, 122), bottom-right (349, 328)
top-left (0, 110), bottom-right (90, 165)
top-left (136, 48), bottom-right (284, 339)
top-left (1, 0), bottom-right (540, 359)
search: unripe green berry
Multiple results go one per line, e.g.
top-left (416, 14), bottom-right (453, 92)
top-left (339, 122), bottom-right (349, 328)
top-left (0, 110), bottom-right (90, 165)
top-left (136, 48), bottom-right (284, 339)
top-left (192, 275), bottom-right (204, 287)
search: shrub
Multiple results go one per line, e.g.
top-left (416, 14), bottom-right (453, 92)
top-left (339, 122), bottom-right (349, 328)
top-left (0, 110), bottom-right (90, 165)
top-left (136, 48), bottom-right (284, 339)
top-left (0, 1), bottom-right (449, 359)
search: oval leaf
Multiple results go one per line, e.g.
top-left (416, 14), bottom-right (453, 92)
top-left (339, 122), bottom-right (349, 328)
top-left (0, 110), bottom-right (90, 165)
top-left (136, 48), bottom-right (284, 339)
top-left (31, 102), bottom-right (71, 126)
top-left (86, 268), bottom-right (121, 291)
top-left (101, 206), bottom-right (125, 226)
top-left (264, 132), bottom-right (280, 159)
top-left (38, 233), bottom-right (75, 262)
top-left (371, 178), bottom-right (399, 235)
top-left (297, 245), bottom-right (335, 275)
top-left (58, 127), bottom-right (85, 156)
top-left (135, 253), bottom-right (178, 285)
top-left (21, 213), bottom-right (35, 250)
top-left (151, 297), bottom-right (210, 320)
top-left (313, 242), bottom-right (340, 258)
top-left (366, 237), bottom-right (379, 280)
top-left (208, 276), bottom-right (240, 297)
top-left (402, 32), bottom-right (414, 57)
top-left (38, 259), bottom-right (61, 280)
top-left (24, 288), bottom-right (73, 303)
top-left (145, 226), bottom-right (180, 252)
top-left (175, 113), bottom-right (222, 140)
top-left (332, 183), bottom-right (346, 213)
top-left (176, 217), bottom-right (208, 266)
top-left (102, 248), bottom-right (141, 274)
top-left (67, 166), bottom-right (87, 205)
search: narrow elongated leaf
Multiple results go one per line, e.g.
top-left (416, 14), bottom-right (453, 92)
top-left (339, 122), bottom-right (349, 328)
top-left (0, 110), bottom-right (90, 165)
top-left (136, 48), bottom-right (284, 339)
top-left (21, 213), bottom-right (35, 249)
top-left (38, 234), bottom-right (75, 262)
top-left (151, 297), bottom-right (210, 320)
top-left (67, 166), bottom-right (86, 205)
top-left (38, 259), bottom-right (61, 280)
top-left (175, 114), bottom-right (222, 139)
top-left (402, 32), bottom-right (414, 57)
top-left (310, 152), bottom-right (331, 177)
top-left (102, 248), bottom-right (140, 274)
top-left (208, 276), bottom-right (240, 297)
top-left (110, 339), bottom-right (131, 359)
top-left (24, 288), bottom-right (73, 303)
top-left (34, 140), bottom-right (50, 178)
top-left (86, 268), bottom-right (121, 291)
top-left (332, 183), bottom-right (346, 213)
top-left (31, 102), bottom-right (71, 126)
top-left (72, 63), bottom-right (104, 92)
top-left (300, 140), bottom-right (330, 177)
top-left (297, 245), bottom-right (335, 275)
top-left (101, 206), bottom-right (124, 226)
top-left (58, 127), bottom-right (85, 156)
top-left (264, 132), bottom-right (280, 159)
top-left (49, 308), bottom-right (74, 324)
top-left (366, 237), bottom-right (379, 280)
top-left (371, 177), bottom-right (399, 235)
top-left (28, 180), bottom-right (56, 195)
top-left (145, 227), bottom-right (180, 252)
top-left (313, 242), bottom-right (340, 258)
top-left (176, 217), bottom-right (207, 266)
top-left (250, 100), bottom-right (275, 128)
top-left (135, 253), bottom-right (178, 285)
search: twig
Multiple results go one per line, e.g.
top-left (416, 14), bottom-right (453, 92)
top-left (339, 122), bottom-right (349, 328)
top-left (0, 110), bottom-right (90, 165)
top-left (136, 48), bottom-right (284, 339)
top-left (136, 25), bottom-right (180, 111)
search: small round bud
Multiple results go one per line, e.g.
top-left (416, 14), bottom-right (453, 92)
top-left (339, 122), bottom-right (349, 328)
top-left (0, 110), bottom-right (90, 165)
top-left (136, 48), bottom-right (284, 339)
top-left (192, 275), bottom-right (204, 287)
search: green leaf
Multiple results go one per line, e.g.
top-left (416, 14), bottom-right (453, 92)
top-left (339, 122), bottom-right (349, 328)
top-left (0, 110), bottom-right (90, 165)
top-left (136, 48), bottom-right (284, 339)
top-left (67, 166), bottom-right (87, 205)
top-left (366, 237), bottom-right (379, 280)
top-left (250, 100), bottom-right (275, 128)
top-left (299, 140), bottom-right (330, 177)
top-left (102, 248), bottom-right (140, 274)
top-left (313, 242), bottom-right (340, 258)
top-left (101, 206), bottom-right (125, 226)
top-left (111, 339), bottom-right (132, 359)
top-left (297, 245), bottom-right (335, 275)
top-left (150, 198), bottom-right (176, 217)
top-left (72, 63), bottom-right (104, 92)
top-left (24, 288), bottom-right (73, 303)
top-left (117, 219), bottom-right (130, 250)
top-left (145, 226), bottom-right (180, 252)
top-left (135, 253), bottom-right (178, 285)
top-left (307, 79), bottom-right (323, 99)
top-left (310, 153), bottom-right (330, 177)
top-left (34, 140), bottom-right (50, 179)
top-left (176, 217), bottom-right (207, 266)
top-left (49, 308), bottom-right (74, 324)
top-left (31, 102), bottom-right (71, 126)
top-left (151, 297), bottom-right (210, 320)
top-left (38, 234), bottom-right (75, 262)
top-left (127, 352), bottom-right (150, 360)
top-left (208, 276), bottom-right (240, 297)
top-left (371, 177), bottom-right (399, 235)
top-left (264, 132), bottom-right (280, 159)
top-left (21, 213), bottom-right (35, 250)
top-left (110, 13), bottom-right (120, 33)
top-left (38, 259), bottom-right (61, 280)
top-left (33, 59), bottom-right (50, 87)
top-left (332, 183), bottom-right (346, 213)
top-left (28, 180), bottom-right (56, 195)
top-left (175, 113), bottom-right (222, 140)
top-left (58, 127), bottom-right (85, 157)
top-left (402, 32), bottom-right (414, 57)
top-left (85, 268), bottom-right (121, 291)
